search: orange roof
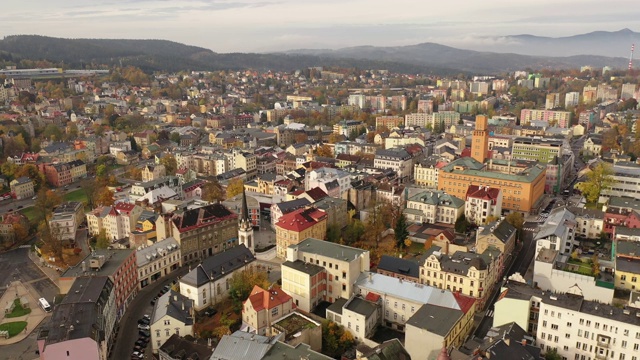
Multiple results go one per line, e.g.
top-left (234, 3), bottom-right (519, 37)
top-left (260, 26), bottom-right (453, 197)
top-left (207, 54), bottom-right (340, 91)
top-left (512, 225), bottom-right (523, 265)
top-left (275, 208), bottom-right (326, 232)
top-left (453, 292), bottom-right (476, 314)
top-left (244, 285), bottom-right (292, 312)
top-left (365, 292), bottom-right (381, 302)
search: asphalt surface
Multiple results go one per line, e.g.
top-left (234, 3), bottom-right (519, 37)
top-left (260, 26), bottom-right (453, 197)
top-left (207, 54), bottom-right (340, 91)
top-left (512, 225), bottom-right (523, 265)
top-left (0, 247), bottom-right (58, 302)
top-left (109, 266), bottom-right (190, 360)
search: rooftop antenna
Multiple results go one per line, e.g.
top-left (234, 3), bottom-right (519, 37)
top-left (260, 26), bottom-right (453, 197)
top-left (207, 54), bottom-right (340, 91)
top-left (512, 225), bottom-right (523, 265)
top-left (629, 44), bottom-right (635, 71)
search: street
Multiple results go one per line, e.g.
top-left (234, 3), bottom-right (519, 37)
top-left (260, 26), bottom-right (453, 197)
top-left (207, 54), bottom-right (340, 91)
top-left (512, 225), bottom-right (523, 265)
top-left (0, 247), bottom-right (58, 302)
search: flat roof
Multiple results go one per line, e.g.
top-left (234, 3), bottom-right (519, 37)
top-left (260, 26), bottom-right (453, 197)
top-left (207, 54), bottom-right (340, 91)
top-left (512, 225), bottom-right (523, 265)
top-left (61, 249), bottom-right (134, 278)
top-left (291, 238), bottom-right (367, 262)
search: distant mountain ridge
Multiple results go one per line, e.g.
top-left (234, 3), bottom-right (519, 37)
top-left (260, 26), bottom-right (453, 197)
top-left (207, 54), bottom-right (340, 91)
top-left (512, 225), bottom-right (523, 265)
top-left (0, 32), bottom-right (637, 75)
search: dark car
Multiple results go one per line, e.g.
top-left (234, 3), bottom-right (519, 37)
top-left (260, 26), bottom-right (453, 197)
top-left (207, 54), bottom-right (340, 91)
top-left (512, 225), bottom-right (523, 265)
top-left (204, 308), bottom-right (218, 317)
top-left (17, 205), bottom-right (23, 209)
top-left (138, 329), bottom-right (150, 337)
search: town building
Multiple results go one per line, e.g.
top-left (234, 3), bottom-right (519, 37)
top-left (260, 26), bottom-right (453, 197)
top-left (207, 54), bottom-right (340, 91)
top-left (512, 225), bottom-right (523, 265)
top-left (150, 291), bottom-right (195, 353)
top-left (158, 334), bottom-right (213, 360)
top-left (281, 238), bottom-right (370, 312)
top-left (156, 203), bottom-right (238, 264)
top-left (275, 208), bottom-right (327, 258)
top-left (179, 244), bottom-right (255, 310)
top-left (142, 164), bottom-right (166, 182)
top-left (86, 203), bottom-right (143, 242)
top-left (136, 237), bottom-right (181, 289)
top-left (49, 201), bottom-right (84, 245)
top-left (242, 285), bottom-right (294, 336)
top-left (374, 148), bottom-right (413, 181)
top-left (326, 295), bottom-right (381, 341)
top-left (37, 277), bottom-right (116, 360)
top-left (403, 190), bottom-right (465, 225)
top-left (59, 249), bottom-right (137, 320)
top-left (464, 185), bottom-right (502, 225)
top-left (10, 176), bottom-right (34, 199)
top-left (475, 219), bottom-right (517, 258)
top-left (304, 167), bottom-right (351, 199)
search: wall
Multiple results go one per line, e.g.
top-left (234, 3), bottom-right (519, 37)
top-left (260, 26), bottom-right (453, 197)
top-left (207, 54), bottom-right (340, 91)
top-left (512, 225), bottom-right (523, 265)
top-left (493, 296), bottom-right (530, 332)
top-left (533, 260), bottom-right (614, 303)
top-left (404, 322), bottom-right (444, 360)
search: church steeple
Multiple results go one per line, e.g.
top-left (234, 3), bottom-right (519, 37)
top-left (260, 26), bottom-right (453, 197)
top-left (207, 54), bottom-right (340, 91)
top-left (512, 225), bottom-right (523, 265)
top-left (238, 187), bottom-right (254, 254)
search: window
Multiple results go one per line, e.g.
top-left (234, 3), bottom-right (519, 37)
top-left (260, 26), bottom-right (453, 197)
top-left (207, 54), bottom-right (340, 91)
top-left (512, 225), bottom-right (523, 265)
top-left (164, 320), bottom-right (170, 325)
top-left (165, 329), bottom-right (170, 336)
top-left (551, 324), bottom-right (558, 330)
top-left (272, 307), bottom-right (278, 317)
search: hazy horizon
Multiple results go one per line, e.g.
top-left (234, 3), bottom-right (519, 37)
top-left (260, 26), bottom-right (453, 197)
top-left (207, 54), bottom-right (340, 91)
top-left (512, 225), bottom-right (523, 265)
top-left (2, 0), bottom-right (639, 55)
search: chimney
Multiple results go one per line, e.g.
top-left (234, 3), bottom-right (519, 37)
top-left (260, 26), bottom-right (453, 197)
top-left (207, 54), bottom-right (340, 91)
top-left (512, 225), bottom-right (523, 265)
top-left (368, 272), bottom-right (372, 282)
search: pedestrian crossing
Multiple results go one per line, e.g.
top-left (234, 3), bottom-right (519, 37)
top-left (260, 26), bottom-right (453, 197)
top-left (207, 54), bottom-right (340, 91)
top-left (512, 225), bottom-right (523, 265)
top-left (486, 310), bottom-right (494, 318)
top-left (523, 227), bottom-right (538, 232)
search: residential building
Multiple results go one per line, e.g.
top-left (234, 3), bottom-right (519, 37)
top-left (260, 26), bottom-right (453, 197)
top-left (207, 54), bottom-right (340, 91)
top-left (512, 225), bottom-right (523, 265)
top-left (376, 255), bottom-right (420, 283)
top-left (179, 244), bottom-right (255, 310)
top-left (326, 295), bottom-right (380, 341)
top-left (414, 157), bottom-right (447, 189)
top-left (582, 135), bottom-right (602, 156)
top-left (222, 192), bottom-right (261, 228)
top-left (535, 207), bottom-right (577, 256)
top-left (281, 238), bottom-right (370, 312)
top-left (452, 322), bottom-right (541, 359)
top-left (150, 291), bottom-right (194, 353)
top-left (270, 198), bottom-right (312, 227)
top-left (158, 334), bottom-right (213, 360)
top-left (511, 137), bottom-right (565, 163)
top-left (545, 93), bottom-right (560, 109)
top-left (242, 285), bottom-right (294, 335)
top-left (374, 148), bottom-right (413, 181)
top-left (142, 164), bottom-right (166, 182)
top-left (333, 120), bottom-right (365, 137)
top-left (475, 219), bottom-right (517, 258)
top-left (275, 208), bottom-right (327, 258)
top-left (156, 203), bottom-right (238, 264)
top-left (37, 277), bottom-right (116, 360)
top-left (565, 91), bottom-right (580, 107)
top-left (59, 249), bottom-right (138, 319)
top-left (420, 246), bottom-right (501, 310)
top-left (464, 185), bottom-right (502, 225)
top-left (569, 206), bottom-right (605, 239)
top-left (313, 196), bottom-right (349, 229)
top-left (305, 167), bottom-right (351, 198)
top-left (211, 330), bottom-right (332, 360)
top-left (614, 239), bottom-right (640, 291)
top-left (493, 281), bottom-right (640, 360)
top-left (355, 272), bottom-right (476, 359)
top-left (86, 203), bottom-right (143, 241)
top-left (49, 201), bottom-right (84, 244)
top-left (403, 190), bottom-right (465, 224)
top-left (130, 176), bottom-right (181, 202)
top-left (136, 237), bottom-right (181, 289)
top-left (520, 109), bottom-right (572, 128)
top-left (375, 116), bottom-right (404, 129)
top-left (0, 213), bottom-right (29, 244)
top-left (621, 83), bottom-right (637, 100)
top-left (10, 176), bottom-right (34, 199)
top-left (270, 312), bottom-right (322, 353)
top-left (602, 161), bottom-right (640, 201)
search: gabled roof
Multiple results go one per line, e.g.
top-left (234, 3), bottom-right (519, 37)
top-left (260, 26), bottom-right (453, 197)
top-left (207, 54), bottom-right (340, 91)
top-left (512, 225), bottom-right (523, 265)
top-left (275, 208), bottom-right (327, 232)
top-left (244, 285), bottom-right (292, 312)
top-left (181, 245), bottom-right (255, 287)
top-left (151, 290), bottom-right (194, 325)
top-left (466, 185), bottom-right (501, 202)
top-left (479, 219), bottom-right (517, 243)
top-left (172, 203), bottom-right (236, 232)
top-left (377, 255), bottom-right (420, 278)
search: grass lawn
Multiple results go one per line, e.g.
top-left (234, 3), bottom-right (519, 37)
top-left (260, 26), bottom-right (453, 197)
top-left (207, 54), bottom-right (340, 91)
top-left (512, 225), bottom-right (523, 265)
top-left (568, 258), bottom-right (594, 276)
top-left (5, 299), bottom-right (31, 318)
top-left (63, 189), bottom-right (88, 204)
top-left (19, 207), bottom-right (40, 222)
top-left (407, 241), bottom-right (427, 255)
top-left (0, 321), bottom-right (27, 337)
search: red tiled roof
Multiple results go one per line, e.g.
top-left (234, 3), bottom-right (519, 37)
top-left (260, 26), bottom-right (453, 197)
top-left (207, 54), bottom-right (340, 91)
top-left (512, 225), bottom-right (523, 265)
top-left (275, 207), bottom-right (327, 232)
top-left (453, 292), bottom-right (476, 314)
top-left (365, 292), bottom-right (381, 302)
top-left (304, 187), bottom-right (328, 201)
top-left (465, 185), bottom-right (501, 203)
top-left (244, 285), bottom-right (292, 312)
top-left (114, 202), bottom-right (136, 214)
top-left (460, 148), bottom-right (471, 157)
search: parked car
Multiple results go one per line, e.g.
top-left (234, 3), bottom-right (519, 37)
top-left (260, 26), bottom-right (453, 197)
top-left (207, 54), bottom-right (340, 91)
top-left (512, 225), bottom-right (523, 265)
top-left (31, 195), bottom-right (37, 200)
top-left (17, 205), bottom-right (23, 209)
top-left (204, 308), bottom-right (218, 317)
top-left (137, 324), bottom-right (150, 330)
top-left (142, 314), bottom-right (150, 321)
top-left (137, 318), bottom-right (149, 325)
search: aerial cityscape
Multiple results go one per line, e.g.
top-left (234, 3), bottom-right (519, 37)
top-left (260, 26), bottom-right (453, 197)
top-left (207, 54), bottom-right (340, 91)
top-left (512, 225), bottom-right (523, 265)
top-left (1, 3), bottom-right (640, 360)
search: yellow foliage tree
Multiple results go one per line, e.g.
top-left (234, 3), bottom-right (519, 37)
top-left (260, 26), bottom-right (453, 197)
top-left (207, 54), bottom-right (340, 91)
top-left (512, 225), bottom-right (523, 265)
top-left (226, 178), bottom-right (244, 199)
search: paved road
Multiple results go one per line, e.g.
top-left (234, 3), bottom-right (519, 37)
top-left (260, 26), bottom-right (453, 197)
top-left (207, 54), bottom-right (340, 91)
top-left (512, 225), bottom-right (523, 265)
top-left (109, 266), bottom-right (190, 360)
top-left (509, 221), bottom-right (538, 278)
top-left (2, 317), bottom-right (51, 360)
top-left (0, 247), bottom-right (58, 302)
top-left (0, 182), bottom-right (84, 214)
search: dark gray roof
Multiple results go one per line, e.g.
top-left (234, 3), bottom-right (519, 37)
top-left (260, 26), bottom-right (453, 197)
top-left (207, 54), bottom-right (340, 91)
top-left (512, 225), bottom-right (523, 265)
top-left (210, 331), bottom-right (274, 360)
top-left (345, 296), bottom-right (378, 317)
top-left (159, 334), bottom-right (213, 360)
top-left (282, 260), bottom-right (324, 276)
top-left (275, 198), bottom-right (311, 213)
top-left (181, 245), bottom-right (255, 287)
top-left (377, 255), bottom-right (420, 278)
top-left (355, 339), bottom-right (410, 360)
top-left (326, 297), bottom-right (348, 316)
top-left (151, 290), bottom-right (194, 325)
top-left (262, 342), bottom-right (332, 360)
top-left (479, 219), bottom-right (516, 243)
top-left (406, 303), bottom-right (463, 337)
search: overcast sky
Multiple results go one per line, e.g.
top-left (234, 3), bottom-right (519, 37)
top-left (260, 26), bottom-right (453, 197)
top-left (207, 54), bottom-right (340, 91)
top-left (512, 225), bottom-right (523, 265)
top-left (1, 0), bottom-right (639, 53)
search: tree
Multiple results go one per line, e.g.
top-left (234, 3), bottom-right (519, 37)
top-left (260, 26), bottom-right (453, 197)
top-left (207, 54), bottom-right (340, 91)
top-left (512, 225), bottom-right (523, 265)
top-left (95, 229), bottom-right (109, 249)
top-left (95, 188), bottom-right (115, 207)
top-left (159, 155), bottom-right (178, 176)
top-left (126, 166), bottom-right (142, 181)
top-left (394, 213), bottom-right (409, 250)
top-left (170, 132), bottom-right (181, 144)
top-left (326, 224), bottom-right (341, 243)
top-left (35, 188), bottom-right (63, 220)
top-left (201, 181), bottom-right (224, 203)
top-left (328, 133), bottom-right (341, 144)
top-left (322, 320), bottom-right (355, 358)
top-left (12, 223), bottom-right (28, 243)
top-left (343, 220), bottom-right (365, 244)
top-left (505, 212), bottom-right (525, 241)
top-left (295, 133), bottom-right (308, 144)
top-left (39, 221), bottom-right (63, 261)
top-left (43, 124), bottom-right (63, 141)
top-left (544, 348), bottom-right (562, 360)
top-left (14, 164), bottom-right (45, 191)
top-left (575, 163), bottom-right (615, 204)
top-left (80, 178), bottom-right (98, 208)
top-left (316, 144), bottom-right (333, 157)
top-left (229, 267), bottom-right (270, 310)
top-left (454, 214), bottom-right (471, 233)
top-left (96, 164), bottom-right (108, 178)
top-left (226, 178), bottom-right (244, 199)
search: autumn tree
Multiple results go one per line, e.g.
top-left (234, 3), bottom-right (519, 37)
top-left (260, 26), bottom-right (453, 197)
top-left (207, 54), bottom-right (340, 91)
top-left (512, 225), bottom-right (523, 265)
top-left (95, 229), bottom-right (110, 249)
top-left (201, 181), bottom-right (224, 203)
top-left (11, 223), bottom-right (29, 243)
top-left (160, 154), bottom-right (178, 175)
top-left (229, 267), bottom-right (270, 311)
top-left (394, 213), bottom-right (409, 250)
top-left (81, 178), bottom-right (98, 208)
top-left (226, 178), bottom-right (244, 199)
top-left (126, 166), bottom-right (142, 181)
top-left (505, 211), bottom-right (525, 241)
top-left (14, 164), bottom-right (46, 191)
top-left (316, 144), bottom-right (333, 157)
top-left (322, 320), bottom-right (355, 358)
top-left (95, 188), bottom-right (115, 207)
top-left (35, 188), bottom-right (63, 221)
top-left (575, 162), bottom-right (615, 204)
top-left (39, 221), bottom-right (64, 261)
top-left (343, 220), bottom-right (365, 245)
top-left (295, 133), bottom-right (308, 144)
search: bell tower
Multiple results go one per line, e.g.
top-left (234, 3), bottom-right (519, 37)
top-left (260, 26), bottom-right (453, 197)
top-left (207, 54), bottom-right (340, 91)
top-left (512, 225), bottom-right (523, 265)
top-left (238, 187), bottom-right (254, 254)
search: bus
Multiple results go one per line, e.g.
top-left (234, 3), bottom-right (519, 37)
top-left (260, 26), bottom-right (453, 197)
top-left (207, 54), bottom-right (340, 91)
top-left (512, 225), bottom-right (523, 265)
top-left (39, 298), bottom-right (51, 312)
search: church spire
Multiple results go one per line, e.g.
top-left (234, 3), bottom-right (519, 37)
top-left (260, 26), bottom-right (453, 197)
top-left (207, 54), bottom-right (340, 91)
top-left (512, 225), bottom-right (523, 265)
top-left (240, 187), bottom-right (250, 224)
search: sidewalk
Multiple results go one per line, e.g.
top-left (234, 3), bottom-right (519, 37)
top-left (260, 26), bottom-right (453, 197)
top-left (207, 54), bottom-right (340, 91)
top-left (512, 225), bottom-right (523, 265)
top-left (0, 281), bottom-right (49, 346)
top-left (27, 250), bottom-right (61, 287)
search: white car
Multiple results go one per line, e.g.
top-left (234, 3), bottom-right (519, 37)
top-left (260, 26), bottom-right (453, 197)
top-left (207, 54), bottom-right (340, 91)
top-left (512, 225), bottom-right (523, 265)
top-left (137, 324), bottom-right (150, 330)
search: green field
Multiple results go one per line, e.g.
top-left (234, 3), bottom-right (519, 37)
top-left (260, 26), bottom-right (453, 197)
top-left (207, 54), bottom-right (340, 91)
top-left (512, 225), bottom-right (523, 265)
top-left (19, 207), bottom-right (40, 222)
top-left (0, 321), bottom-right (27, 337)
top-left (5, 299), bottom-right (31, 318)
top-left (63, 189), bottom-right (88, 204)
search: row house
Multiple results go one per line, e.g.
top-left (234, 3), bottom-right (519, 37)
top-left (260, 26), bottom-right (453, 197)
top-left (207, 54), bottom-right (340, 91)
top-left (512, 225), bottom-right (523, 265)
top-left (136, 237), bottom-right (181, 289)
top-left (156, 203), bottom-right (238, 264)
top-left (150, 291), bottom-right (195, 354)
top-left (86, 203), bottom-right (143, 241)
